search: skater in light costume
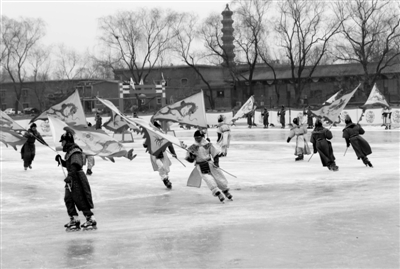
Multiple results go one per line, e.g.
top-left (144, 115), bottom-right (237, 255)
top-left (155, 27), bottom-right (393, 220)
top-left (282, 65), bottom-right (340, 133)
top-left (144, 121), bottom-right (176, 189)
top-left (216, 115), bottom-right (231, 157)
top-left (185, 130), bottom-right (232, 203)
top-left (55, 131), bottom-right (96, 231)
top-left (310, 119), bottom-right (338, 171)
top-left (342, 115), bottom-right (373, 167)
top-left (287, 118), bottom-right (311, 161)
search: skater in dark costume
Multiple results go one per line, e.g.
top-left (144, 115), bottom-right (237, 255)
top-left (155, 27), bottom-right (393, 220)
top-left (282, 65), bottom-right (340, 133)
top-left (55, 131), bottom-right (96, 231)
top-left (185, 130), bottom-right (232, 203)
top-left (144, 121), bottom-right (176, 189)
top-left (307, 106), bottom-right (314, 129)
top-left (278, 105), bottom-right (286, 128)
top-left (287, 118), bottom-right (311, 161)
top-left (21, 123), bottom-right (47, 170)
top-left (310, 119), bottom-right (338, 171)
top-left (262, 107), bottom-right (269, 128)
top-left (342, 115), bottom-right (373, 167)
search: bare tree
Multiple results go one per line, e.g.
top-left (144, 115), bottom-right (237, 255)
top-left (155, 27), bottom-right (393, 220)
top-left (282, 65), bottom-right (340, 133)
top-left (275, 0), bottom-right (342, 106)
top-left (52, 44), bottom-right (85, 80)
top-left (173, 13), bottom-right (218, 109)
top-left (98, 8), bottom-right (183, 110)
top-left (29, 45), bottom-right (52, 111)
top-left (1, 16), bottom-right (46, 112)
top-left (334, 0), bottom-right (400, 95)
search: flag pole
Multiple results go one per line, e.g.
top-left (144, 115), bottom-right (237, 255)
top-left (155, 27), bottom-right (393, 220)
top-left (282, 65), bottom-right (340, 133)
top-left (166, 150), bottom-right (186, 167)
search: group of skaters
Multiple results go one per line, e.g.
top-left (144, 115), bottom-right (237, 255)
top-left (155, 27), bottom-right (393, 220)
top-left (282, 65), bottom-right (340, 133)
top-left (18, 108), bottom-right (373, 232)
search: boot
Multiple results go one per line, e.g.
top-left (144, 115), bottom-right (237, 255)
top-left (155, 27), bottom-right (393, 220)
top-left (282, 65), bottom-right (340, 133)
top-left (215, 191), bottom-right (225, 203)
top-left (65, 217), bottom-right (81, 231)
top-left (367, 161), bottom-right (373, 168)
top-left (295, 154), bottom-right (304, 161)
top-left (163, 178), bottom-right (172, 189)
top-left (223, 190), bottom-right (233, 200)
top-left (81, 216), bottom-right (97, 230)
top-left (86, 169), bottom-right (92, 175)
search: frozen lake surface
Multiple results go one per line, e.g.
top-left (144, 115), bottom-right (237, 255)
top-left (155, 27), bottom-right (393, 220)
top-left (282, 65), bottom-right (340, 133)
top-left (1, 125), bottom-right (399, 268)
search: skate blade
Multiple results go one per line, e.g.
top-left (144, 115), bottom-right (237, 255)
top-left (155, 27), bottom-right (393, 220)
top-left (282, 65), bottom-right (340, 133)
top-left (82, 226), bottom-right (97, 231)
top-left (65, 228), bottom-right (81, 232)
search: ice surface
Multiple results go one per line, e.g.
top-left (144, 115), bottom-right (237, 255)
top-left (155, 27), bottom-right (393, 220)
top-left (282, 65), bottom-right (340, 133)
top-left (1, 123), bottom-right (399, 268)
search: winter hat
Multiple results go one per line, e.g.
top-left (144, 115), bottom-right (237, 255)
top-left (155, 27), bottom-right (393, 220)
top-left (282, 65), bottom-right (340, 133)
top-left (194, 130), bottom-right (205, 137)
top-left (59, 131), bottom-right (74, 143)
top-left (153, 121), bottom-right (161, 128)
top-left (315, 118), bottom-right (323, 127)
top-left (30, 123), bottom-right (37, 129)
top-left (218, 115), bottom-right (226, 123)
top-left (344, 115), bottom-right (352, 125)
top-left (293, 118), bottom-right (299, 125)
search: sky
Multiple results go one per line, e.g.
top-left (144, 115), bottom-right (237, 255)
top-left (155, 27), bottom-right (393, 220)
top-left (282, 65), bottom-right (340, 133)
top-left (2, 0), bottom-right (230, 54)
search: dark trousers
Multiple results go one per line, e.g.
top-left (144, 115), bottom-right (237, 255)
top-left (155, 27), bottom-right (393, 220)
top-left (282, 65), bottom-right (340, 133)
top-left (64, 188), bottom-right (93, 218)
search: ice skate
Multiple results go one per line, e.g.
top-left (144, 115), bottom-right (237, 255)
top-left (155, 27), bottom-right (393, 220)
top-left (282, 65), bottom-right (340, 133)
top-left (215, 191), bottom-right (225, 203)
top-left (29, 165), bottom-right (32, 169)
top-left (223, 190), bottom-right (233, 201)
top-left (65, 218), bottom-right (81, 232)
top-left (163, 178), bottom-right (172, 189)
top-left (81, 216), bottom-right (97, 231)
top-left (367, 161), bottom-right (373, 168)
top-left (295, 155), bottom-right (304, 161)
top-left (24, 167), bottom-right (27, 171)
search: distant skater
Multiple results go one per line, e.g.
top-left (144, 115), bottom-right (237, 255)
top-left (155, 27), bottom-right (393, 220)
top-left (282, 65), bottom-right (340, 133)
top-left (21, 123), bottom-right (47, 170)
top-left (342, 115), bottom-right (373, 167)
top-left (278, 105), bottom-right (286, 128)
top-left (310, 119), bottom-right (338, 171)
top-left (262, 107), bottom-right (269, 128)
top-left (216, 115), bottom-right (231, 157)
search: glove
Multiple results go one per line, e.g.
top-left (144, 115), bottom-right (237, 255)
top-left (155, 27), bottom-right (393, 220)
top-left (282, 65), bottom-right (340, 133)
top-left (313, 148), bottom-right (317, 154)
top-left (347, 143), bottom-right (350, 148)
top-left (206, 138), bottom-right (211, 142)
top-left (64, 175), bottom-right (72, 184)
top-left (287, 137), bottom-right (291, 143)
top-left (143, 144), bottom-right (148, 148)
top-left (55, 154), bottom-right (62, 166)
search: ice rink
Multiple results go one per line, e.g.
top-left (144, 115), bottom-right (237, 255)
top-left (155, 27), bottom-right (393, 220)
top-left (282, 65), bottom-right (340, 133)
top-left (1, 123), bottom-right (399, 268)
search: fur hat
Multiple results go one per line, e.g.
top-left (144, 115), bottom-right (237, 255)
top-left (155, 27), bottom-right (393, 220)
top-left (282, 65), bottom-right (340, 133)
top-left (193, 130), bottom-right (205, 137)
top-left (315, 118), bottom-right (323, 127)
top-left (30, 123), bottom-right (37, 129)
top-left (344, 114), bottom-right (352, 125)
top-left (59, 131), bottom-right (74, 143)
top-left (293, 118), bottom-right (299, 125)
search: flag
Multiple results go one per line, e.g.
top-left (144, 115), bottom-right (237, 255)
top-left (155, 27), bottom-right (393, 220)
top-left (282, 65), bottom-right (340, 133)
top-left (97, 97), bottom-right (185, 153)
top-left (103, 110), bottom-right (139, 133)
top-left (151, 91), bottom-right (208, 129)
top-left (130, 78), bottom-right (135, 90)
top-left (0, 111), bottom-right (28, 150)
top-left (0, 110), bottom-right (25, 131)
top-left (322, 90), bottom-right (343, 105)
top-left (48, 115), bottom-right (135, 161)
top-left (31, 89), bottom-right (87, 126)
top-left (161, 72), bottom-right (166, 85)
top-left (232, 96), bottom-right (255, 121)
top-left (311, 84), bottom-right (360, 124)
top-left (360, 83), bottom-right (390, 109)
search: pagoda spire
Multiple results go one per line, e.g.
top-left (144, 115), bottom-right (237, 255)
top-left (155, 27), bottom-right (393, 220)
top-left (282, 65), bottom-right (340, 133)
top-left (221, 4), bottom-right (235, 67)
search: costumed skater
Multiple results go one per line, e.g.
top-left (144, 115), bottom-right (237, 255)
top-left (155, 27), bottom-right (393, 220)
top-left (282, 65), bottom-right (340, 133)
top-left (382, 106), bottom-right (392, 130)
top-left (287, 117), bottom-right (311, 161)
top-left (310, 119), bottom-right (338, 171)
top-left (216, 115), bottom-right (231, 157)
top-left (185, 130), bottom-right (232, 203)
top-left (55, 131), bottom-right (96, 231)
top-left (144, 121), bottom-right (176, 189)
top-left (21, 123), bottom-right (47, 170)
top-left (307, 106), bottom-right (314, 129)
top-left (342, 115), bottom-right (373, 167)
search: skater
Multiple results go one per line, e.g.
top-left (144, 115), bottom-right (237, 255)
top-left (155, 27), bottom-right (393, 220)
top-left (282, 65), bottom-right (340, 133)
top-left (85, 155), bottom-right (95, 175)
top-left (185, 130), bottom-right (232, 203)
top-left (307, 106), bottom-right (314, 129)
top-left (95, 112), bottom-right (102, 130)
top-left (310, 119), bottom-right (338, 171)
top-left (216, 115), bottom-right (231, 157)
top-left (287, 117), bottom-right (311, 161)
top-left (342, 115), bottom-right (373, 167)
top-left (144, 121), bottom-right (176, 189)
top-left (246, 109), bottom-right (254, 128)
top-left (20, 123), bottom-right (47, 170)
top-left (262, 107), bottom-right (269, 128)
top-left (382, 106), bottom-right (392, 130)
top-left (278, 105), bottom-right (286, 128)
top-left (55, 131), bottom-right (96, 231)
